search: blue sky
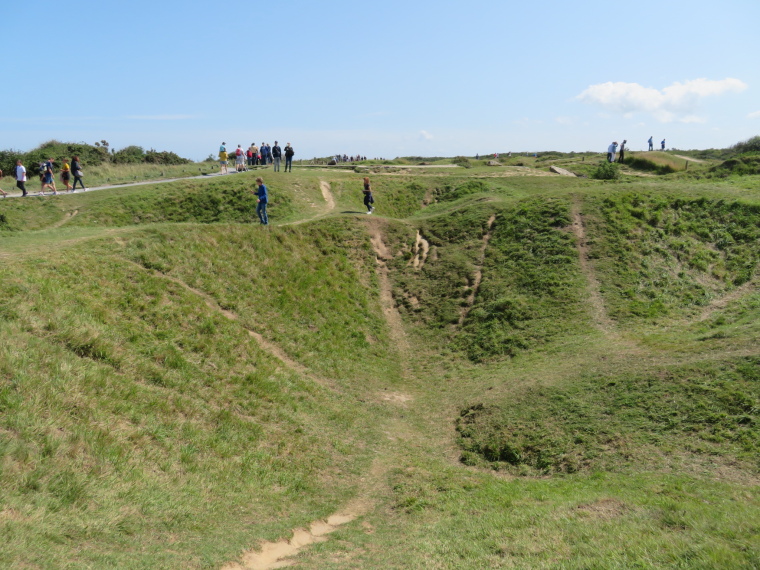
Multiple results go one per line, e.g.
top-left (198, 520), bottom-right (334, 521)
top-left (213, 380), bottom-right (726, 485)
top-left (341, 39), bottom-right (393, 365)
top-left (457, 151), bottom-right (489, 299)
top-left (3, 0), bottom-right (759, 161)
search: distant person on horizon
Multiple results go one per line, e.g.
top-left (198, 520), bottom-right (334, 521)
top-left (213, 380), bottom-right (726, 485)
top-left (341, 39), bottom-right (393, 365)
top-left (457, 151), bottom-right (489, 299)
top-left (284, 143), bottom-right (294, 172)
top-left (253, 177), bottom-right (269, 225)
top-left (272, 141), bottom-right (282, 172)
top-left (661, 139), bottom-right (666, 151)
top-left (648, 136), bottom-right (653, 151)
top-left (14, 160), bottom-right (28, 197)
top-left (362, 177), bottom-right (374, 214)
top-left (618, 140), bottom-right (627, 163)
top-left (219, 145), bottom-right (229, 174)
top-left (71, 156), bottom-right (86, 191)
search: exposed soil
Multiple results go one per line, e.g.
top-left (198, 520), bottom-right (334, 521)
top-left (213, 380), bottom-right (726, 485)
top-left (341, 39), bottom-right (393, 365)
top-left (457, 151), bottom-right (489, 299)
top-left (569, 200), bottom-right (618, 336)
top-left (458, 214), bottom-right (496, 326)
top-left (409, 230), bottom-right (429, 270)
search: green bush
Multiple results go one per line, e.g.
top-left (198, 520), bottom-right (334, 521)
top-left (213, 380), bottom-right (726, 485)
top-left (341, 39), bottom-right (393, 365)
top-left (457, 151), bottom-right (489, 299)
top-left (592, 161), bottom-right (621, 180)
top-left (451, 156), bottom-right (472, 168)
top-left (732, 135), bottom-right (760, 154)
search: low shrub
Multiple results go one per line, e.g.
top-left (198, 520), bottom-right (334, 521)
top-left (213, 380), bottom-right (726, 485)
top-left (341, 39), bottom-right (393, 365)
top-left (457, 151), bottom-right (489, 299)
top-left (592, 162), bottom-right (620, 180)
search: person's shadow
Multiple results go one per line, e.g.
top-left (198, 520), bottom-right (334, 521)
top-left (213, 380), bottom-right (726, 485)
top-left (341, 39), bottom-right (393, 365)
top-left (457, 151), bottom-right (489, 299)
top-left (341, 210), bottom-right (369, 214)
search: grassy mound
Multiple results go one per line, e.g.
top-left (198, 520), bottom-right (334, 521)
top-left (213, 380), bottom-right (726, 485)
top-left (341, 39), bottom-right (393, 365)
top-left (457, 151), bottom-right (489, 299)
top-left (457, 357), bottom-right (760, 474)
top-left (586, 192), bottom-right (760, 320)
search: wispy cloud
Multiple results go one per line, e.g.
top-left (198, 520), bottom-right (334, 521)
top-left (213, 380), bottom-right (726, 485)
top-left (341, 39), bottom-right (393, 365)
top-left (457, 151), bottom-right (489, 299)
top-left (125, 115), bottom-right (198, 121)
top-left (749, 110), bottom-right (760, 119)
top-left (419, 130), bottom-right (434, 140)
top-left (576, 78), bottom-right (747, 122)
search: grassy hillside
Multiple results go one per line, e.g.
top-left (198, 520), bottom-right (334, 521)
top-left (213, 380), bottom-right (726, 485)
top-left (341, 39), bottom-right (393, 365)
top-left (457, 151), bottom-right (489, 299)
top-left (0, 163), bottom-right (758, 568)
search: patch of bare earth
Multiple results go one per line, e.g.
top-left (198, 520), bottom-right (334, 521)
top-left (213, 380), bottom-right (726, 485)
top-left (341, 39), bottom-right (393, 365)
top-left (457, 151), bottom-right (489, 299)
top-left (569, 200), bottom-right (618, 337)
top-left (574, 498), bottom-right (628, 520)
top-left (50, 209), bottom-right (79, 229)
top-left (699, 279), bottom-right (758, 322)
top-left (408, 230), bottom-right (429, 270)
top-left (366, 218), bottom-right (409, 354)
top-left (458, 215), bottom-right (496, 326)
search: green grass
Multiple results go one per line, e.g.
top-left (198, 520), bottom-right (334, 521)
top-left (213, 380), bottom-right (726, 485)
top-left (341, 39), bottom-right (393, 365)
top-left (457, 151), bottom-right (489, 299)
top-left (0, 162), bottom-right (759, 568)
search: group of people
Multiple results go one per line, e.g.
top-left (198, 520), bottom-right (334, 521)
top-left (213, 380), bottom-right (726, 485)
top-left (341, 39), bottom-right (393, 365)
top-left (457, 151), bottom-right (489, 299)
top-left (648, 136), bottom-right (666, 151)
top-left (249, 174), bottom-right (375, 225)
top-left (218, 142), bottom-right (295, 174)
top-left (607, 137), bottom-right (668, 162)
top-left (606, 140), bottom-right (628, 163)
top-left (1, 157), bottom-right (86, 197)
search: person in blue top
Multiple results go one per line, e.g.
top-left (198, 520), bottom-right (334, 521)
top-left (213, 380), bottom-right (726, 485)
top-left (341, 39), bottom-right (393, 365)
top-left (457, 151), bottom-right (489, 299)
top-left (648, 136), bottom-right (653, 151)
top-left (253, 177), bottom-right (268, 225)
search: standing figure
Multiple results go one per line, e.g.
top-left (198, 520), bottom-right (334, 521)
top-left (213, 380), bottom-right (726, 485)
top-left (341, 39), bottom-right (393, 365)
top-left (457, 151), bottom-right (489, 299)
top-left (60, 158), bottom-right (73, 191)
top-left (260, 143), bottom-right (269, 166)
top-left (235, 145), bottom-right (246, 172)
top-left (250, 143), bottom-right (259, 166)
top-left (362, 177), bottom-right (374, 214)
top-left (648, 136), bottom-right (653, 151)
top-left (253, 177), bottom-right (268, 225)
top-left (618, 140), bottom-right (627, 163)
top-left (271, 141), bottom-right (282, 172)
top-left (284, 143), bottom-right (295, 172)
top-left (219, 142), bottom-right (228, 174)
top-left (661, 139), bottom-right (666, 151)
top-left (71, 156), bottom-right (86, 191)
top-left (15, 159), bottom-right (28, 197)
top-left (607, 142), bottom-right (616, 163)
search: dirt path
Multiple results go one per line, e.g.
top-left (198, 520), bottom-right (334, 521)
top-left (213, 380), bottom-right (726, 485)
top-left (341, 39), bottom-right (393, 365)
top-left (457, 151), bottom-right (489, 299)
top-left (49, 209), bottom-right (79, 229)
top-left (458, 215), bottom-right (496, 326)
top-left (122, 258), bottom-right (335, 389)
top-left (366, 219), bottom-right (409, 354)
top-left (569, 199), bottom-right (619, 337)
top-left (409, 230), bottom-right (430, 270)
top-left (699, 278), bottom-right (758, 322)
top-left (285, 180), bottom-right (336, 227)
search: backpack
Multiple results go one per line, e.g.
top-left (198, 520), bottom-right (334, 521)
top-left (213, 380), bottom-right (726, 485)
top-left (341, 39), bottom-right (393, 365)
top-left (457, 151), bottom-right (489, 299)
top-left (39, 164), bottom-right (46, 175)
top-left (236, 148), bottom-right (242, 156)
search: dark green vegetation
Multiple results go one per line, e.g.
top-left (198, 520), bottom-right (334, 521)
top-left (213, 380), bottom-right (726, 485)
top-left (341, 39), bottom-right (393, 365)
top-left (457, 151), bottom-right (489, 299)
top-left (0, 139), bottom-right (191, 175)
top-left (0, 151), bottom-right (759, 568)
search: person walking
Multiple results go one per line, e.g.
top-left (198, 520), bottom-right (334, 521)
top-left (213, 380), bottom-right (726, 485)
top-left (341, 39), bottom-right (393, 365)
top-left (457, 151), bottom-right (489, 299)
top-left (648, 136), bottom-right (653, 151)
top-left (253, 177), bottom-right (269, 225)
top-left (618, 140), bottom-right (627, 163)
top-left (661, 139), bottom-right (666, 151)
top-left (284, 143), bottom-right (294, 172)
top-left (60, 158), bottom-right (73, 191)
top-left (15, 159), bottom-right (28, 196)
top-left (271, 141), bottom-right (282, 172)
top-left (71, 156), bottom-right (86, 191)
top-left (362, 176), bottom-right (374, 214)
top-left (41, 157), bottom-right (57, 195)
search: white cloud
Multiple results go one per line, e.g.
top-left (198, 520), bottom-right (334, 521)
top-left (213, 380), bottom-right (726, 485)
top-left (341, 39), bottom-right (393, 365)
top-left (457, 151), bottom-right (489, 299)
top-left (576, 78), bottom-right (747, 122)
top-left (555, 116), bottom-right (574, 125)
top-left (749, 110), bottom-right (760, 119)
top-left (419, 130), bottom-right (434, 140)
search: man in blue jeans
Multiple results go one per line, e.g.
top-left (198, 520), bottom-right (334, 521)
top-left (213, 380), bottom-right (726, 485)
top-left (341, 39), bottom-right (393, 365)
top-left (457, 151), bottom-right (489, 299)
top-left (271, 141), bottom-right (282, 172)
top-left (253, 177), bottom-right (268, 225)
